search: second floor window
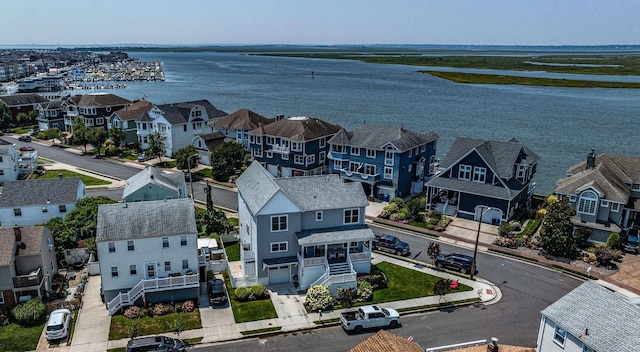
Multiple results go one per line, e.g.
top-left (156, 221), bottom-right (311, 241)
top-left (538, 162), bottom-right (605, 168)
top-left (271, 215), bottom-right (287, 232)
top-left (108, 242), bottom-right (116, 253)
top-left (180, 235), bottom-right (187, 246)
top-left (111, 267), bottom-right (118, 277)
top-left (577, 191), bottom-right (598, 215)
top-left (164, 261), bottom-right (171, 272)
top-left (473, 167), bottom-right (486, 183)
top-left (351, 147), bottom-right (360, 156)
top-left (384, 167), bottom-right (393, 179)
top-left (294, 155), bottom-right (305, 165)
top-left (130, 265), bottom-right (137, 275)
top-left (271, 242), bottom-right (288, 253)
top-left (59, 205), bottom-right (67, 213)
top-left (344, 209), bottom-right (359, 224)
top-left (459, 165), bottom-right (472, 181)
top-left (291, 142), bottom-right (302, 152)
top-left (162, 237), bottom-right (169, 248)
top-left (366, 149), bottom-right (376, 158)
top-left (14, 208), bottom-right (21, 216)
top-left (127, 240), bottom-right (135, 251)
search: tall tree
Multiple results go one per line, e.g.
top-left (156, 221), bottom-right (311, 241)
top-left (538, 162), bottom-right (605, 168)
top-left (91, 128), bottom-right (108, 156)
top-left (71, 117), bottom-right (93, 153)
top-left (108, 127), bottom-right (127, 149)
top-left (538, 198), bottom-right (577, 258)
top-left (209, 141), bottom-right (246, 181)
top-left (174, 145), bottom-right (199, 171)
top-left (148, 130), bottom-right (166, 161)
top-left (427, 242), bottom-right (441, 266)
top-left (0, 103), bottom-right (11, 130)
top-left (41, 127), bottom-right (63, 146)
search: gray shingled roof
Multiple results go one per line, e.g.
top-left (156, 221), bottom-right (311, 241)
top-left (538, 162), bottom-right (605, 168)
top-left (0, 178), bottom-right (84, 207)
top-left (440, 137), bottom-right (539, 179)
top-left (210, 109), bottom-right (274, 130)
top-left (195, 132), bottom-right (226, 151)
top-left (76, 93), bottom-right (131, 107)
top-left (296, 224), bottom-right (374, 246)
top-left (96, 198), bottom-right (196, 242)
top-left (426, 176), bottom-right (512, 200)
top-left (328, 125), bottom-right (438, 152)
top-left (0, 93), bottom-right (49, 107)
top-left (122, 166), bottom-right (186, 200)
top-left (249, 116), bottom-right (341, 141)
top-left (236, 161), bottom-right (368, 214)
top-left (555, 153), bottom-right (640, 204)
top-left (113, 100), bottom-right (154, 121)
top-left (0, 227), bottom-right (48, 266)
top-left (154, 100), bottom-right (227, 125)
top-left (541, 280), bottom-right (640, 351)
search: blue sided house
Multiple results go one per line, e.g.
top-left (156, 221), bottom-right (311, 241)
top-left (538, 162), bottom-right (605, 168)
top-left (328, 124), bottom-right (438, 200)
top-left (425, 137), bottom-right (539, 223)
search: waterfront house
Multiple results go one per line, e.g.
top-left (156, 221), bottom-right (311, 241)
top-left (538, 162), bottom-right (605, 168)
top-left (63, 93), bottom-right (131, 132)
top-left (248, 116), bottom-right (342, 177)
top-left (122, 166), bottom-right (188, 202)
top-left (425, 137), bottom-right (539, 223)
top-left (190, 132), bottom-right (227, 165)
top-left (96, 198), bottom-right (199, 315)
top-left (0, 226), bottom-right (57, 310)
top-left (0, 177), bottom-right (86, 227)
top-left (108, 99), bottom-right (154, 146)
top-left (136, 100), bottom-right (227, 157)
top-left (0, 93), bottom-right (49, 124)
top-left (328, 124), bottom-right (438, 200)
top-left (235, 161), bottom-right (374, 292)
top-left (554, 149), bottom-right (640, 244)
top-left (35, 98), bottom-right (65, 131)
top-left (209, 109), bottom-right (274, 148)
top-left (0, 141), bottom-right (19, 183)
top-left (536, 280), bottom-right (640, 352)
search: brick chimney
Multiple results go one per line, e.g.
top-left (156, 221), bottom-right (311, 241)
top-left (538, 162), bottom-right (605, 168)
top-left (586, 148), bottom-right (596, 170)
top-left (13, 224), bottom-right (21, 242)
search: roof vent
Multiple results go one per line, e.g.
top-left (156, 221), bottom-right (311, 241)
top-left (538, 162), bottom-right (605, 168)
top-left (122, 202), bottom-right (127, 208)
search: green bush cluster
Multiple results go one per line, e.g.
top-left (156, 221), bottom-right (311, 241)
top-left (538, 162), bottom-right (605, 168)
top-left (122, 301), bottom-right (196, 319)
top-left (10, 300), bottom-right (46, 326)
top-left (234, 285), bottom-right (269, 302)
top-left (304, 285), bottom-right (335, 311)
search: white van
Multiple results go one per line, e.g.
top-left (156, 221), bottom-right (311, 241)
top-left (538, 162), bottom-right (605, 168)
top-left (45, 309), bottom-right (71, 341)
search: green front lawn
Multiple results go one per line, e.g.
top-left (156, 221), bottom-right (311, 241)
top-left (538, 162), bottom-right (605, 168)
top-left (0, 322), bottom-right (45, 352)
top-left (371, 261), bottom-right (472, 303)
top-left (225, 242), bottom-right (240, 262)
top-left (30, 169), bottom-right (111, 186)
top-left (109, 311), bottom-right (201, 341)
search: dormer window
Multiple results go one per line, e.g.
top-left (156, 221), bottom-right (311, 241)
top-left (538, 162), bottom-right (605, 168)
top-left (577, 190), bottom-right (598, 215)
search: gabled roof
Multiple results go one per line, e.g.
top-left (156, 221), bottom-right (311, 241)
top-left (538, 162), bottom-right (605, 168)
top-left (0, 144), bottom-right (15, 155)
top-left (0, 178), bottom-right (84, 207)
top-left (0, 93), bottom-right (49, 106)
top-left (112, 100), bottom-right (153, 121)
top-left (328, 124), bottom-right (438, 152)
top-left (39, 99), bottom-right (64, 110)
top-left (75, 93), bottom-right (131, 107)
top-left (153, 100), bottom-right (227, 125)
top-left (122, 166), bottom-right (185, 200)
top-left (249, 116), bottom-right (341, 141)
top-left (555, 153), bottom-right (640, 203)
top-left (440, 137), bottom-right (539, 179)
top-left (210, 109), bottom-right (274, 130)
top-left (236, 161), bottom-right (368, 214)
top-left (0, 227), bottom-right (49, 266)
top-left (195, 132), bottom-right (226, 151)
top-left (541, 280), bottom-right (640, 351)
top-left (96, 198), bottom-right (196, 242)
top-left (349, 330), bottom-right (423, 352)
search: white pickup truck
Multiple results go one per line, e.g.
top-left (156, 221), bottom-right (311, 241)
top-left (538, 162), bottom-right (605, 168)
top-left (340, 305), bottom-right (400, 333)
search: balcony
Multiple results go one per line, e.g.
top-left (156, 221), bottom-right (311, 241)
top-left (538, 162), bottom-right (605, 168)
top-left (341, 169), bottom-right (380, 183)
top-left (328, 151), bottom-right (347, 160)
top-left (13, 267), bottom-right (43, 288)
top-left (272, 145), bottom-right (290, 154)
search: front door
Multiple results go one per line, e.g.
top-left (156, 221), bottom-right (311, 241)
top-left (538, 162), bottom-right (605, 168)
top-left (144, 262), bottom-right (157, 279)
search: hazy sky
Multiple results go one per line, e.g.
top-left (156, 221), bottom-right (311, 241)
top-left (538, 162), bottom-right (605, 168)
top-left (2, 0), bottom-right (638, 46)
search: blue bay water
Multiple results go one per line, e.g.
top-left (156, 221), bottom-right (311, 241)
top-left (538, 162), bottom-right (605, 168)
top-left (95, 51), bottom-right (640, 195)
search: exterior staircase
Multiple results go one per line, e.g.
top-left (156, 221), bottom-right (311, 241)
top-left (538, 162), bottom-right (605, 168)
top-left (329, 262), bottom-right (352, 275)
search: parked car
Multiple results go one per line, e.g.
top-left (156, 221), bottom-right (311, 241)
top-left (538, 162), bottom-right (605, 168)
top-left (19, 145), bottom-right (35, 151)
top-left (435, 253), bottom-right (475, 274)
top-left (18, 135), bottom-right (31, 142)
top-left (126, 336), bottom-right (185, 352)
top-left (340, 305), bottom-right (400, 333)
top-left (137, 153), bottom-right (151, 162)
top-left (45, 308), bottom-right (71, 341)
top-left (208, 278), bottom-right (228, 305)
top-left (372, 234), bottom-right (410, 256)
top-left (623, 230), bottom-right (639, 254)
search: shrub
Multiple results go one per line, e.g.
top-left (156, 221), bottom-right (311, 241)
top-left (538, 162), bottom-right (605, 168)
top-left (0, 310), bottom-right (9, 326)
top-left (356, 280), bottom-right (373, 302)
top-left (234, 287), bottom-right (252, 302)
top-left (498, 222), bottom-right (514, 237)
top-left (508, 220), bottom-right (522, 232)
top-left (337, 287), bottom-right (356, 308)
top-left (582, 252), bottom-right (597, 263)
top-left (181, 300), bottom-right (195, 313)
top-left (595, 245), bottom-right (622, 267)
top-left (124, 306), bottom-right (142, 319)
top-left (304, 285), bottom-right (335, 312)
top-left (104, 145), bottom-right (119, 157)
top-left (535, 208), bottom-right (547, 220)
top-left (390, 197), bottom-right (403, 205)
top-left (151, 303), bottom-right (171, 316)
top-left (10, 300), bottom-right (46, 326)
top-left (357, 272), bottom-right (387, 290)
top-left (250, 285), bottom-right (268, 300)
top-left (606, 232), bottom-right (621, 249)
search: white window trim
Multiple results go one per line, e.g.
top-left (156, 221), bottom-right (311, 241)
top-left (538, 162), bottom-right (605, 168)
top-left (316, 211), bottom-right (323, 221)
top-left (294, 155), bottom-right (305, 165)
top-left (611, 203), bottom-right (620, 212)
top-left (459, 164), bottom-right (472, 181)
top-left (271, 215), bottom-right (288, 232)
top-left (553, 325), bottom-right (567, 348)
top-left (319, 151), bottom-right (326, 163)
top-left (130, 265), bottom-right (137, 275)
top-left (366, 149), bottom-right (376, 158)
top-left (577, 191), bottom-right (598, 215)
top-left (319, 138), bottom-right (325, 148)
top-left (344, 208), bottom-right (360, 224)
top-left (473, 166), bottom-right (486, 183)
top-left (351, 147), bottom-right (360, 156)
top-left (0, 292), bottom-right (4, 304)
top-left (601, 200), bottom-right (609, 207)
top-left (282, 153), bottom-right (289, 160)
top-left (384, 166), bottom-right (393, 179)
top-left (270, 241), bottom-right (288, 253)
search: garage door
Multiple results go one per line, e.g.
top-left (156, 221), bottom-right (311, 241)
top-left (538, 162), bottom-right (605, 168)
top-left (269, 266), bottom-right (290, 284)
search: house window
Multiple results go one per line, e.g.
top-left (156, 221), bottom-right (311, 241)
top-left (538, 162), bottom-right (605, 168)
top-left (344, 208), bottom-right (359, 224)
top-left (164, 261), bottom-right (171, 272)
top-left (0, 292), bottom-right (4, 304)
top-left (266, 151), bottom-right (273, 158)
top-left (384, 149), bottom-right (394, 166)
top-left (569, 195), bottom-right (576, 202)
top-left (282, 153), bottom-right (289, 160)
top-left (42, 206), bottom-right (48, 213)
top-left (384, 166), bottom-right (393, 179)
top-left (271, 215), bottom-right (288, 232)
top-left (180, 235), bottom-right (187, 246)
top-left (307, 154), bottom-right (315, 164)
top-left (351, 147), bottom-right (360, 156)
top-left (601, 200), bottom-right (609, 207)
top-left (334, 160), bottom-right (343, 170)
top-left (129, 265), bottom-right (137, 275)
top-left (111, 267), bottom-right (119, 277)
top-left (459, 165), bottom-right (472, 181)
top-left (266, 136), bottom-right (275, 145)
top-left (270, 242), bottom-right (288, 253)
top-left (0, 156), bottom-right (3, 162)
top-left (582, 345), bottom-right (595, 352)
top-left (294, 155), bottom-right (305, 165)
top-left (473, 167), bottom-right (486, 183)
top-left (108, 242), bottom-right (116, 253)
top-left (96, 117), bottom-right (104, 125)
top-left (13, 208), bottom-right (21, 216)
top-left (182, 259), bottom-right (189, 270)
top-left (632, 183), bottom-right (640, 191)
top-left (316, 211), bottom-right (323, 221)
top-left (291, 142), bottom-right (302, 152)
top-left (319, 138), bottom-right (326, 148)
top-left (319, 151), bottom-right (326, 163)
top-left (253, 148), bottom-right (262, 157)
top-left (364, 164), bottom-right (376, 175)
top-left (366, 149), bottom-right (376, 158)
top-left (349, 161), bottom-right (360, 172)
top-left (611, 203), bottom-right (620, 212)
top-left (162, 237), bottom-right (169, 248)
top-left (553, 325), bottom-right (567, 347)
top-left (577, 191), bottom-right (598, 215)
top-left (334, 145), bottom-right (344, 153)
top-left (127, 240), bottom-right (135, 251)
top-left (517, 164), bottom-right (527, 180)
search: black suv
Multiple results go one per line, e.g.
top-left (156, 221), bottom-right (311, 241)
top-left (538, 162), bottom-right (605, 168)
top-left (208, 279), bottom-right (228, 305)
top-left (435, 253), bottom-right (475, 274)
top-left (126, 336), bottom-right (185, 352)
top-left (372, 234), bottom-right (410, 256)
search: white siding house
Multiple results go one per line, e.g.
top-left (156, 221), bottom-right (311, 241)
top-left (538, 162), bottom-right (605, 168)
top-left (0, 142), bottom-right (19, 183)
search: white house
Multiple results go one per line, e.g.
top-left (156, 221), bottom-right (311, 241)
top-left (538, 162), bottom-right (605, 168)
top-left (136, 100), bottom-right (227, 157)
top-left (536, 280), bottom-right (640, 352)
top-left (0, 177), bottom-right (85, 227)
top-left (0, 141), bottom-right (19, 183)
top-left (235, 161), bottom-right (374, 293)
top-left (96, 198), bottom-right (199, 315)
